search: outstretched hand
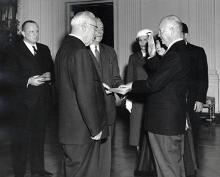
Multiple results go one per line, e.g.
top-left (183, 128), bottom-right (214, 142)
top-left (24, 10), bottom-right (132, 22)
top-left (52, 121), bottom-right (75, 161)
top-left (108, 82), bottom-right (133, 95)
top-left (103, 83), bottom-right (112, 94)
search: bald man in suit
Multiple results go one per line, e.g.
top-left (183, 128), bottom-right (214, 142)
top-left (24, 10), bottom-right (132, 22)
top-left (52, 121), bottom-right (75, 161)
top-left (112, 15), bottom-right (191, 177)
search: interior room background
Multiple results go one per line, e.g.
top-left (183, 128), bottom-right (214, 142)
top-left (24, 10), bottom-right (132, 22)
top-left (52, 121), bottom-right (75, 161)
top-left (7, 0), bottom-right (220, 113)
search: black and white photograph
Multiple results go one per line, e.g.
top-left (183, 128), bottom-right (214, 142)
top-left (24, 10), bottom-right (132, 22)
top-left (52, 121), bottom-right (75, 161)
top-left (0, 0), bottom-right (220, 177)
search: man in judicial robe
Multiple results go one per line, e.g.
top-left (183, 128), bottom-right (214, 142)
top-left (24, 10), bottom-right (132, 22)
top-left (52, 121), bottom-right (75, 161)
top-left (8, 20), bottom-right (54, 177)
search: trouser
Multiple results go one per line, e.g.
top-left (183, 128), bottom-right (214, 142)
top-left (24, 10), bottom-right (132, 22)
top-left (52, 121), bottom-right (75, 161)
top-left (99, 126), bottom-right (113, 177)
top-left (148, 132), bottom-right (185, 177)
top-left (11, 97), bottom-right (48, 177)
top-left (188, 110), bottom-right (200, 164)
top-left (187, 101), bottom-right (201, 165)
top-left (184, 128), bottom-right (197, 176)
top-left (62, 126), bottom-right (112, 177)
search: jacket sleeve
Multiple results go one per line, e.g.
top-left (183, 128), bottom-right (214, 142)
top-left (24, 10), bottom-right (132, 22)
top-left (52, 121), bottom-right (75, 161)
top-left (145, 55), bottom-right (161, 75)
top-left (4, 47), bottom-right (30, 89)
top-left (45, 46), bottom-right (55, 84)
top-left (132, 52), bottom-right (183, 94)
top-left (195, 48), bottom-right (208, 103)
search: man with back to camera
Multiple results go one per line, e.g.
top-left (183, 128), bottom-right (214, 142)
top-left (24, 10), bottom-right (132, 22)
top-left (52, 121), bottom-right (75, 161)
top-left (110, 15), bottom-right (192, 177)
top-left (125, 29), bottom-right (156, 176)
top-left (55, 11), bottom-right (109, 177)
top-left (7, 20), bottom-right (54, 177)
top-left (182, 22), bottom-right (208, 177)
top-left (89, 17), bottom-right (123, 177)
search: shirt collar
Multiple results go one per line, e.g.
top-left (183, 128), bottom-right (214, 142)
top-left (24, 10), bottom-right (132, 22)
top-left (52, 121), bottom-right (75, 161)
top-left (90, 44), bottom-right (99, 51)
top-left (23, 40), bottom-right (37, 48)
top-left (23, 40), bottom-right (37, 55)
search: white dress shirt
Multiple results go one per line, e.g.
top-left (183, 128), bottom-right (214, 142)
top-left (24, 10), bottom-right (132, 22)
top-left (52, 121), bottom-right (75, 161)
top-left (23, 40), bottom-right (37, 55)
top-left (90, 44), bottom-right (100, 56)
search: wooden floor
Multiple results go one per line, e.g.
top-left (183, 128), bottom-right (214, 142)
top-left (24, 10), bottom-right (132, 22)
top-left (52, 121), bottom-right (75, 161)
top-left (0, 109), bottom-right (220, 177)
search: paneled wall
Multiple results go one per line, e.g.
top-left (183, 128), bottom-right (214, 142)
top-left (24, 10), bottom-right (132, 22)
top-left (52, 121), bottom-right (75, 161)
top-left (116, 0), bottom-right (220, 112)
top-left (17, 0), bottom-right (64, 58)
top-left (116, 0), bottom-right (141, 77)
top-left (187, 0), bottom-right (219, 112)
top-left (17, 0), bottom-right (220, 112)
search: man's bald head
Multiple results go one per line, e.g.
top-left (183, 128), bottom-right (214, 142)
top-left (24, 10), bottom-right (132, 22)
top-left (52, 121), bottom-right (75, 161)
top-left (158, 15), bottom-right (183, 47)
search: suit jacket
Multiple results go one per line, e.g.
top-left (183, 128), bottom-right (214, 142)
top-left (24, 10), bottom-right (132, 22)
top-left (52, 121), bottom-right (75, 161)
top-left (132, 40), bottom-right (191, 135)
top-left (55, 35), bottom-right (108, 144)
top-left (186, 43), bottom-right (208, 105)
top-left (7, 40), bottom-right (54, 109)
top-left (89, 43), bottom-right (122, 125)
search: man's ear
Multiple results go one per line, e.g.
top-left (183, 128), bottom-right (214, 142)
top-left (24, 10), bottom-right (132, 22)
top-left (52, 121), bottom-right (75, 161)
top-left (81, 23), bottom-right (87, 32)
top-left (170, 26), bottom-right (175, 36)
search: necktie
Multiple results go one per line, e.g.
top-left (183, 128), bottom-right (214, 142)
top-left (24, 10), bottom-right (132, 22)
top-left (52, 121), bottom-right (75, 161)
top-left (95, 45), bottom-right (100, 63)
top-left (32, 46), bottom-right (37, 55)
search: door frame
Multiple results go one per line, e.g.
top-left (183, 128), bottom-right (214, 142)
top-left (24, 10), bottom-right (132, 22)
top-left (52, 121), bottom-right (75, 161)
top-left (65, 0), bottom-right (118, 52)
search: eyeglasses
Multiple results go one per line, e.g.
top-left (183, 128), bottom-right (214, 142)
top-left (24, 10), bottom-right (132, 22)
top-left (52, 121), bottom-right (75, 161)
top-left (88, 23), bottom-right (98, 29)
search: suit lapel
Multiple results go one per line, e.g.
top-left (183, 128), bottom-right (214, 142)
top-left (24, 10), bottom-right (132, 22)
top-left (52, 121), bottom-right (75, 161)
top-left (88, 49), bottom-right (102, 80)
top-left (99, 45), bottom-right (108, 81)
top-left (19, 41), bottom-right (40, 68)
top-left (20, 41), bottom-right (36, 58)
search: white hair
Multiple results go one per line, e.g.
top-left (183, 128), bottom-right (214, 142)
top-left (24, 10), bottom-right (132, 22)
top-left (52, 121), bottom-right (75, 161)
top-left (70, 11), bottom-right (95, 27)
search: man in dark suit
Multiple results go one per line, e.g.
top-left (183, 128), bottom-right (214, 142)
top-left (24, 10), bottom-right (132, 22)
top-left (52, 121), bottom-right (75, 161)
top-left (7, 20), bottom-right (54, 177)
top-left (111, 15), bottom-right (191, 177)
top-left (88, 17), bottom-right (123, 177)
top-left (182, 22), bottom-right (208, 177)
top-left (55, 12), bottom-right (108, 177)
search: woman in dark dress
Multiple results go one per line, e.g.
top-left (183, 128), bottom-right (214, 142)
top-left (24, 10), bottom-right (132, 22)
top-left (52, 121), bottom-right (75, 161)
top-left (126, 29), bottom-right (156, 177)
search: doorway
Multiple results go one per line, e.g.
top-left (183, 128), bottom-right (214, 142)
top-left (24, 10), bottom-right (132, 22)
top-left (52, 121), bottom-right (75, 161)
top-left (66, 0), bottom-right (114, 47)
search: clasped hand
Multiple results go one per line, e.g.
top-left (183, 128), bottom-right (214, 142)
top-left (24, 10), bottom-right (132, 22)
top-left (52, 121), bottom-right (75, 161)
top-left (91, 131), bottom-right (102, 140)
top-left (28, 72), bottom-right (51, 86)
